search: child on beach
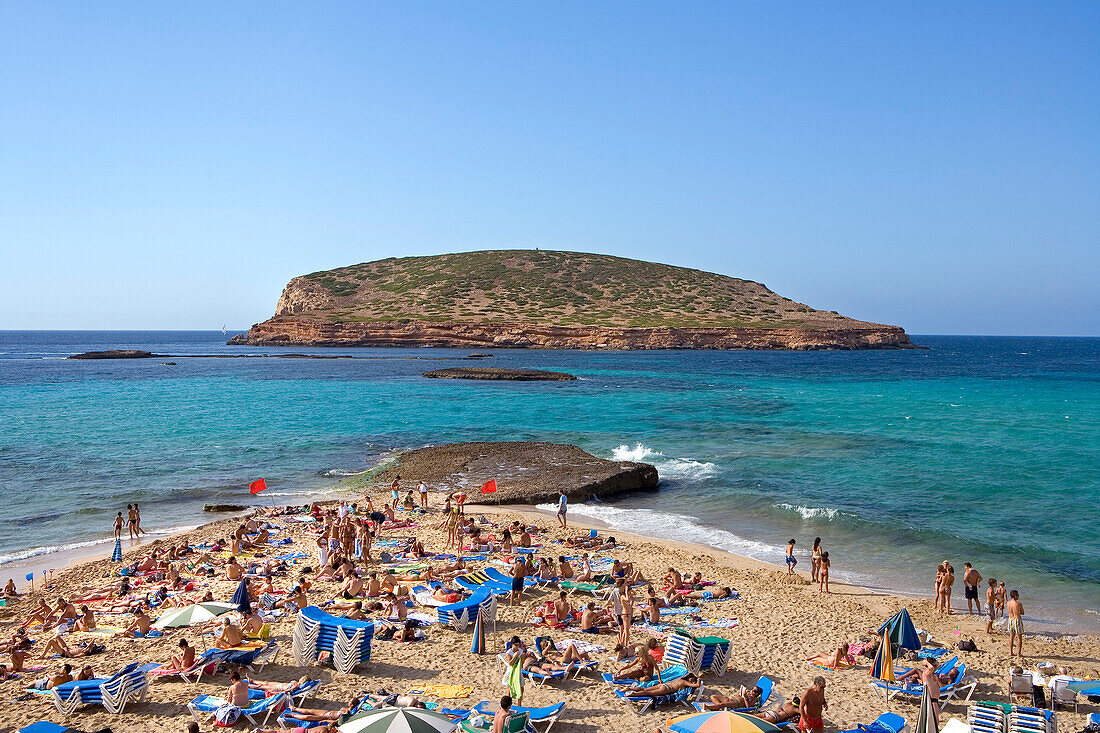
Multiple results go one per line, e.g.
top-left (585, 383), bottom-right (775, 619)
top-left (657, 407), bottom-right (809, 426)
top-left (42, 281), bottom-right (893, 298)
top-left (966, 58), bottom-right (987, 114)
top-left (786, 539), bottom-right (797, 576)
top-left (996, 581), bottom-right (1007, 617)
top-left (113, 511), bottom-right (124, 540)
top-left (818, 552), bottom-right (830, 594)
top-left (985, 578), bottom-right (997, 634)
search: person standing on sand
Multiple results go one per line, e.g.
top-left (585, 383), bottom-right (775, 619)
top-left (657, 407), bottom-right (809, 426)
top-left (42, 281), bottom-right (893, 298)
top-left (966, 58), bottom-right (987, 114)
top-left (510, 555), bottom-right (527, 606)
top-left (810, 538), bottom-right (823, 583)
top-left (391, 476), bottom-right (401, 509)
top-left (918, 659), bottom-right (941, 722)
top-left (940, 564), bottom-right (955, 614)
top-left (963, 562), bottom-right (982, 614)
top-left (418, 481), bottom-right (428, 509)
top-left (985, 578), bottom-right (998, 635)
top-left (556, 490), bottom-right (568, 529)
top-left (113, 511), bottom-right (124, 540)
top-left (133, 503), bottom-right (146, 535)
top-left (786, 539), bottom-right (798, 576)
top-left (127, 504), bottom-right (138, 539)
top-left (818, 552), bottom-right (830, 594)
top-left (1006, 589), bottom-right (1024, 658)
top-left (799, 677), bottom-right (827, 733)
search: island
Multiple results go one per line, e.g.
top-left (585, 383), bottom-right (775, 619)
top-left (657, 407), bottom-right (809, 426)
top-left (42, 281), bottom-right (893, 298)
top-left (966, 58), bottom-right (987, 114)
top-left (364, 441), bottom-right (658, 505)
top-left (229, 250), bottom-right (917, 350)
top-left (68, 350), bottom-right (158, 360)
top-left (422, 367), bottom-right (577, 381)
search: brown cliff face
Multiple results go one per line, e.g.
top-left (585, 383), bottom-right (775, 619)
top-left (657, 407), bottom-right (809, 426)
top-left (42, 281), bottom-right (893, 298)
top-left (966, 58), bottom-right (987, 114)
top-left (229, 315), bottom-right (916, 350)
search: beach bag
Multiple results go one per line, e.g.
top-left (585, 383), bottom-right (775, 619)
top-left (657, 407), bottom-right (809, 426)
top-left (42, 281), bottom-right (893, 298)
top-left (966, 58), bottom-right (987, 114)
top-left (214, 704), bottom-right (242, 726)
top-left (957, 638), bottom-right (978, 652)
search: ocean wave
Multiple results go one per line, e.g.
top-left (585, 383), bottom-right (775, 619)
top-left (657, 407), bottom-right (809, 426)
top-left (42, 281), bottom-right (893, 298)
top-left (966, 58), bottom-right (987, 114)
top-left (0, 523), bottom-right (199, 566)
top-left (611, 443), bottom-right (718, 480)
top-left (776, 503), bottom-right (849, 520)
top-left (322, 468), bottom-right (370, 477)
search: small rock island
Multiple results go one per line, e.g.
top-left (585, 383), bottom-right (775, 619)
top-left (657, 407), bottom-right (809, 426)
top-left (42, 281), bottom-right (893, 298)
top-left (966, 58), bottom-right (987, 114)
top-left (423, 367), bottom-right (577, 381)
top-left (366, 441), bottom-right (658, 505)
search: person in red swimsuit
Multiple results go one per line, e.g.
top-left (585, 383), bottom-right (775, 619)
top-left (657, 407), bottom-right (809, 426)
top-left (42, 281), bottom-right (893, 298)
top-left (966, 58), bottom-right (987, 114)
top-left (799, 676), bottom-right (827, 733)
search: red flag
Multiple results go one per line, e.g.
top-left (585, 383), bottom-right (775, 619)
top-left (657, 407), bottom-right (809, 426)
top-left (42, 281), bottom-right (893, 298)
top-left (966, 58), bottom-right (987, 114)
top-left (480, 479), bottom-right (497, 494)
top-left (249, 478), bottom-right (268, 494)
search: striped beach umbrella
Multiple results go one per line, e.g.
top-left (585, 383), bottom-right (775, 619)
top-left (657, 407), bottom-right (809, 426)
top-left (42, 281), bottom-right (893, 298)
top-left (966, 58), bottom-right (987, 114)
top-left (666, 710), bottom-right (782, 733)
top-left (470, 607), bottom-right (485, 655)
top-left (152, 601), bottom-right (237, 629)
top-left (111, 539), bottom-right (122, 563)
top-left (1067, 680), bottom-right (1100, 696)
top-left (914, 683), bottom-right (939, 733)
top-left (869, 629), bottom-right (895, 682)
top-left (338, 707), bottom-right (458, 733)
top-left (878, 608), bottom-right (922, 651)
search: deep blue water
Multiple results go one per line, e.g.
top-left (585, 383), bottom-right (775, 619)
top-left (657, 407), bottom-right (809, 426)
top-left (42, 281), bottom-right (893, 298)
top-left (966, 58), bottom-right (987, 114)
top-left (1, 331), bottom-right (1097, 630)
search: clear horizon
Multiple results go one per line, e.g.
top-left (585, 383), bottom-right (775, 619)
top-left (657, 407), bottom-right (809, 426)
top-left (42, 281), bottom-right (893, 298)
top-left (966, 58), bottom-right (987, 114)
top-left (3, 3), bottom-right (1098, 336)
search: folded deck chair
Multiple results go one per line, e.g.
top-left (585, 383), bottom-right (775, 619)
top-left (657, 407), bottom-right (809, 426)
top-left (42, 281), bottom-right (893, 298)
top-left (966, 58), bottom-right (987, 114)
top-left (473, 701), bottom-right (565, 733)
top-left (837, 712), bottom-right (907, 733)
top-left (50, 661), bottom-right (149, 716)
top-left (187, 690), bottom-right (288, 727)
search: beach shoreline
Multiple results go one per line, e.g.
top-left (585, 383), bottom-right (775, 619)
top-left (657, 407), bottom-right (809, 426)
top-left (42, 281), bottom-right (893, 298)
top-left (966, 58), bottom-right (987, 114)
top-left (1, 491), bottom-right (1098, 733)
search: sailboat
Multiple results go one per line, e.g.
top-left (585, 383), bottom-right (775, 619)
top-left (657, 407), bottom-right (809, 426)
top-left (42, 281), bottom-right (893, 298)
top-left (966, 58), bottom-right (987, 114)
top-left (221, 324), bottom-right (227, 335)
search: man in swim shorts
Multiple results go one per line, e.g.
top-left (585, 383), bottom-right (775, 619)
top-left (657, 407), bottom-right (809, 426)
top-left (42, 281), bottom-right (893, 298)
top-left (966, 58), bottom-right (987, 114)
top-left (786, 539), bottom-right (798, 576)
top-left (556, 490), bottom-right (568, 529)
top-left (962, 562), bottom-right (983, 614)
top-left (799, 677), bottom-right (827, 733)
top-left (1006, 589), bottom-right (1024, 658)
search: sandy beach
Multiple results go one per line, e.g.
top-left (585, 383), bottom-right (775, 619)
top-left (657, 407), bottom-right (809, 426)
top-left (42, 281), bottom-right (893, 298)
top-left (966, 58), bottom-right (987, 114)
top-left (1, 492), bottom-right (1097, 733)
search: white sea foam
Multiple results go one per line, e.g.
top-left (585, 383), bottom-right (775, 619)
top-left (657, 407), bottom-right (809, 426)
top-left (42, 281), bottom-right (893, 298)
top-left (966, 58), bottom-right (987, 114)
top-left (537, 501), bottom-right (781, 563)
top-left (777, 503), bottom-right (848, 520)
top-left (0, 523), bottom-right (200, 566)
top-left (323, 468), bottom-right (370, 477)
top-left (611, 443), bottom-right (718, 480)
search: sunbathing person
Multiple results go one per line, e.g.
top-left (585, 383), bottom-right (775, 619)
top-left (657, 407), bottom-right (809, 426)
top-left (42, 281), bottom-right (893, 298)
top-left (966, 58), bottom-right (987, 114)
top-left (169, 638), bottom-right (196, 671)
top-left (284, 697), bottom-right (361, 723)
top-left (22, 599), bottom-right (52, 628)
top-left (73, 605), bottom-right (97, 632)
top-left (616, 644), bottom-right (658, 680)
top-left (115, 606), bottom-right (153, 637)
top-left (339, 571), bottom-right (364, 599)
top-left (621, 673), bottom-right (702, 698)
top-left (580, 602), bottom-right (613, 633)
top-left (756, 698), bottom-right (801, 725)
top-left (214, 617), bottom-right (244, 648)
top-left (705, 686), bottom-right (761, 711)
top-left (40, 631), bottom-right (100, 659)
top-left (3, 579), bottom-right (17, 597)
top-left (540, 639), bottom-right (593, 666)
top-left (505, 636), bottom-right (578, 676)
top-left (896, 663), bottom-right (960, 686)
top-left (686, 586), bottom-right (736, 601)
top-left (249, 674), bottom-right (311, 695)
top-left (29, 662), bottom-right (74, 690)
top-left (376, 619), bottom-right (421, 642)
top-left (1, 639), bottom-right (32, 674)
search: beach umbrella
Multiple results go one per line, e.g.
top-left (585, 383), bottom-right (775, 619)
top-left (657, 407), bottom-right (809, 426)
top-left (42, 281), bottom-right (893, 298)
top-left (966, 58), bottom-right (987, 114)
top-left (666, 710), bottom-right (782, 733)
top-left (878, 608), bottom-right (922, 651)
top-left (870, 629), bottom-right (896, 682)
top-left (231, 578), bottom-right (251, 614)
top-left (470, 607), bottom-right (485, 654)
top-left (111, 539), bottom-right (122, 563)
top-left (914, 683), bottom-right (939, 733)
top-left (338, 707), bottom-right (457, 733)
top-left (152, 601), bottom-right (237, 629)
top-left (1066, 680), bottom-right (1100, 696)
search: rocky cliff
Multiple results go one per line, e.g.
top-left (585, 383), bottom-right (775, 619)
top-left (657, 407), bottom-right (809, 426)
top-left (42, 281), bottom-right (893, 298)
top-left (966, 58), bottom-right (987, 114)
top-left (231, 250), bottom-right (917, 350)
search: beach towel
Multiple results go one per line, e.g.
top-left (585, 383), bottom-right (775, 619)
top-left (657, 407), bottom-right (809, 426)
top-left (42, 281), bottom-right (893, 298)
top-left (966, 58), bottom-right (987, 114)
top-left (502, 658), bottom-right (523, 700)
top-left (558, 638), bottom-right (606, 654)
top-left (691, 618), bottom-right (740, 629)
top-left (214, 703), bottom-right (242, 726)
top-left (423, 683), bottom-right (473, 699)
top-left (660, 606), bottom-right (703, 616)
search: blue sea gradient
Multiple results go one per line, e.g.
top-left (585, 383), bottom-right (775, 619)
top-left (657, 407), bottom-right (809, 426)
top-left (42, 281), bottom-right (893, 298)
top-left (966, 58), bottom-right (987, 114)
top-left (1, 331), bottom-right (1097, 630)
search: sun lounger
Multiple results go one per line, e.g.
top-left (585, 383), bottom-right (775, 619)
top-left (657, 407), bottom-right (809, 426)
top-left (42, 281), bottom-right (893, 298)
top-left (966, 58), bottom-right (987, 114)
top-left (837, 712), bottom-right (907, 733)
top-left (438, 587), bottom-right (496, 633)
top-left (609, 679), bottom-right (705, 715)
top-left (187, 690), bottom-right (288, 727)
top-left (292, 606), bottom-right (374, 674)
top-left (49, 661), bottom-right (151, 716)
top-left (462, 709), bottom-right (531, 733)
top-left (1087, 714), bottom-right (1099, 727)
top-left (872, 657), bottom-right (976, 704)
top-left (473, 701), bottom-right (566, 733)
top-left (18, 723), bottom-right (69, 733)
top-left (602, 664), bottom-right (690, 688)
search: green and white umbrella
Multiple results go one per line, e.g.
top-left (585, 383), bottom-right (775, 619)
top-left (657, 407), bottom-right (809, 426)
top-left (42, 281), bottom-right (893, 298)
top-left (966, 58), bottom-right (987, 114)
top-left (153, 601), bottom-right (237, 629)
top-left (339, 707), bottom-right (458, 733)
top-left (914, 684), bottom-right (940, 733)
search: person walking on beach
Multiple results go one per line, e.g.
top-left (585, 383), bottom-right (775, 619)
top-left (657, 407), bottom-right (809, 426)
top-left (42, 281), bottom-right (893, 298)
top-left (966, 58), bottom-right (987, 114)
top-left (133, 504), bottom-right (146, 535)
top-left (510, 555), bottom-right (527, 606)
top-left (113, 512), bottom-right (124, 540)
top-left (418, 481), bottom-right (428, 509)
top-left (785, 539), bottom-right (797, 576)
top-left (799, 676), bottom-right (827, 733)
top-left (1007, 589), bottom-right (1024, 658)
top-left (127, 504), bottom-right (138, 539)
top-left (963, 562), bottom-right (983, 614)
top-left (556, 490), bottom-right (568, 529)
top-left (940, 563), bottom-right (955, 614)
top-left (818, 551), bottom-right (830, 594)
top-left (810, 538), bottom-right (823, 582)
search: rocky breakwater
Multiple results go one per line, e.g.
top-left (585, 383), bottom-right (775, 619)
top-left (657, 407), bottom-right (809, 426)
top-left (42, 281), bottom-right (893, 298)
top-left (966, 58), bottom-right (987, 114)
top-left (230, 316), bottom-right (916, 350)
top-left (423, 367), bottom-right (576, 381)
top-left (370, 441), bottom-right (659, 505)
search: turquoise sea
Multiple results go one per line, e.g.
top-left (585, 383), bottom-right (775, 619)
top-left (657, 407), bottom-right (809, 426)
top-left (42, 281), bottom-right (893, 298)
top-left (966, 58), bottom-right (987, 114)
top-left (1, 331), bottom-right (1097, 631)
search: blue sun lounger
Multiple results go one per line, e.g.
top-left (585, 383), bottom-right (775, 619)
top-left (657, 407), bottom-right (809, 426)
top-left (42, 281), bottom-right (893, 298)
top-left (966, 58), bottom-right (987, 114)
top-left (474, 700), bottom-right (566, 733)
top-left (188, 691), bottom-right (288, 727)
top-left (837, 712), bottom-right (907, 733)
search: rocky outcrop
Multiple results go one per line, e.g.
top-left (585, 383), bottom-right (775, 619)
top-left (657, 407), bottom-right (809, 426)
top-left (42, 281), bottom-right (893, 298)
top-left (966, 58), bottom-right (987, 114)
top-left (230, 316), bottom-right (916, 350)
top-left (369, 441), bottom-right (659, 505)
top-left (69, 350), bottom-right (158, 359)
top-left (423, 367), bottom-right (577, 381)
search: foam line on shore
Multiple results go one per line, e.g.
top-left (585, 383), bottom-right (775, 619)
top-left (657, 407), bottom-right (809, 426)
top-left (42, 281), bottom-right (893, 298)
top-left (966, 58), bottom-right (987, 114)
top-left (0, 523), bottom-right (201, 566)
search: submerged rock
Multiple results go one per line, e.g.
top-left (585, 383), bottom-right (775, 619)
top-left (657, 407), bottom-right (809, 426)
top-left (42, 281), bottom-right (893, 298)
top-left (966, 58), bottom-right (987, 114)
top-left (423, 367), bottom-right (576, 381)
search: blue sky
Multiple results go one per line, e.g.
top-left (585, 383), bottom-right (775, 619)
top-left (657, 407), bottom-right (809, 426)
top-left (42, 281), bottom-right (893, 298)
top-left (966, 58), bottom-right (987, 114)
top-left (2, 3), bottom-right (1097, 335)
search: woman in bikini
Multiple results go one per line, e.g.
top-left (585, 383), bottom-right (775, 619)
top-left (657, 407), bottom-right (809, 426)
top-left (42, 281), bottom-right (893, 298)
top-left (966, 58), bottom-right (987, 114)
top-left (810, 538), bottom-right (823, 583)
top-left (818, 551), bottom-right (830, 594)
